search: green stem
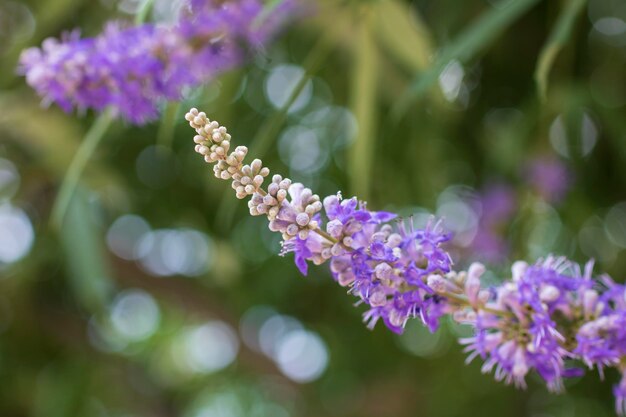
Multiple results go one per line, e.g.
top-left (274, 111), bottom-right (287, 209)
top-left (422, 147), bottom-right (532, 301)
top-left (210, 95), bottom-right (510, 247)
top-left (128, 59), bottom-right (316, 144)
top-left (51, 1), bottom-right (154, 230)
top-left (134, 0), bottom-right (155, 25)
top-left (441, 290), bottom-right (511, 317)
top-left (534, 0), bottom-right (587, 102)
top-left (392, 0), bottom-right (540, 118)
top-left (313, 228), bottom-right (340, 245)
top-left (50, 110), bottom-right (114, 228)
top-left (157, 102), bottom-right (180, 151)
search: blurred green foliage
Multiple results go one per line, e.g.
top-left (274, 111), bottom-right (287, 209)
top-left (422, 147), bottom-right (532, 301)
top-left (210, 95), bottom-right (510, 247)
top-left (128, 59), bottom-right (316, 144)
top-left (1, 0), bottom-right (626, 416)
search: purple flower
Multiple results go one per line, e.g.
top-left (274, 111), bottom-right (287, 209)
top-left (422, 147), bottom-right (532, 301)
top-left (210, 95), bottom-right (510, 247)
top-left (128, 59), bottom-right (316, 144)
top-left (19, 0), bottom-right (301, 123)
top-left (467, 183), bottom-right (517, 263)
top-left (462, 258), bottom-right (594, 392)
top-left (284, 191), bottom-right (452, 334)
top-left (575, 278), bottom-right (626, 376)
top-left (348, 216), bottom-right (452, 333)
top-left (524, 156), bottom-right (572, 204)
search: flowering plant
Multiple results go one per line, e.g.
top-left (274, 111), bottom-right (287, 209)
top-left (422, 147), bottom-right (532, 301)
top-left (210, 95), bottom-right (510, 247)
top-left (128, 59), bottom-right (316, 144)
top-left (18, 0), bottom-right (299, 124)
top-left (186, 108), bottom-right (626, 414)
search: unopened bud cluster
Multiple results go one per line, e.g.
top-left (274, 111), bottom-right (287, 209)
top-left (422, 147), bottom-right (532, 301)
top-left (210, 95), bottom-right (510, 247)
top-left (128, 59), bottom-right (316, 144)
top-left (186, 108), bottom-right (321, 239)
top-left (268, 183), bottom-right (323, 240)
top-left (249, 175), bottom-right (291, 219)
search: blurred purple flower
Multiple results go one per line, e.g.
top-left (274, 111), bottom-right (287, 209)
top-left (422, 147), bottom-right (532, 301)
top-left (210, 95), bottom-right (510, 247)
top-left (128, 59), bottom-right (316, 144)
top-left (524, 156), bottom-right (572, 204)
top-left (18, 0), bottom-right (301, 124)
top-left (467, 183), bottom-right (517, 264)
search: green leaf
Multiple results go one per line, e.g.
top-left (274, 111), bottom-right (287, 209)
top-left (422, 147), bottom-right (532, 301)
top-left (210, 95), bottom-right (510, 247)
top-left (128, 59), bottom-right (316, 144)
top-left (0, 94), bottom-right (117, 186)
top-left (60, 188), bottom-right (113, 313)
top-left (51, 110), bottom-right (113, 229)
top-left (134, 0), bottom-right (156, 25)
top-left (157, 101), bottom-right (181, 150)
top-left (348, 7), bottom-right (378, 201)
top-left (393, 0), bottom-right (541, 117)
top-left (534, 0), bottom-right (587, 102)
top-left (374, 0), bottom-right (434, 73)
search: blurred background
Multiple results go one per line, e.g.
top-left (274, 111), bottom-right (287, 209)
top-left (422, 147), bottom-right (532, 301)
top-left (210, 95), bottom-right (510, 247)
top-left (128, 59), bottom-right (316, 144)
top-left (1, 0), bottom-right (626, 415)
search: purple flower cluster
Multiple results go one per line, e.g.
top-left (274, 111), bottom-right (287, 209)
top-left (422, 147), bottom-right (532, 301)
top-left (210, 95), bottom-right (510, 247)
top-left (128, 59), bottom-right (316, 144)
top-left (575, 277), bottom-right (626, 413)
top-left (289, 194), bottom-right (453, 333)
top-left (462, 258), bottom-right (592, 391)
top-left (19, 0), bottom-right (299, 124)
top-left (185, 109), bottom-right (626, 415)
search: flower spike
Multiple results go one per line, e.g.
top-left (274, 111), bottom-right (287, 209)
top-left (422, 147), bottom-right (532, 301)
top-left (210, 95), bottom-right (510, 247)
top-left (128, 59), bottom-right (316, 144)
top-left (187, 109), bottom-right (626, 414)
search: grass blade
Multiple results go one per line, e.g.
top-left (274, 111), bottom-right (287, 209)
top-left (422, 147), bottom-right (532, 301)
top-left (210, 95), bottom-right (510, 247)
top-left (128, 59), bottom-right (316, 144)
top-left (534, 0), bottom-right (587, 102)
top-left (50, 110), bottom-right (113, 229)
top-left (134, 0), bottom-right (156, 25)
top-left (349, 7), bottom-right (378, 201)
top-left (60, 188), bottom-right (113, 313)
top-left (157, 101), bottom-right (181, 151)
top-left (393, 0), bottom-right (540, 117)
top-left (374, 0), bottom-right (434, 73)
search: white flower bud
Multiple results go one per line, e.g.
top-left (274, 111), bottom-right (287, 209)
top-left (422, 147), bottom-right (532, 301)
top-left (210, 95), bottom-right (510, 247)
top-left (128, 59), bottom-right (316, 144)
top-left (286, 224), bottom-right (299, 236)
top-left (465, 262), bottom-right (485, 306)
top-left (427, 274), bottom-right (447, 293)
top-left (327, 219), bottom-right (344, 238)
top-left (511, 261), bottom-right (528, 281)
top-left (388, 309), bottom-right (406, 328)
top-left (369, 287), bottom-right (387, 307)
top-left (253, 175), bottom-right (264, 187)
top-left (330, 244), bottom-right (343, 257)
top-left (387, 233), bottom-right (403, 248)
top-left (337, 272), bottom-right (354, 287)
top-left (185, 109), bottom-right (197, 121)
top-left (296, 213), bottom-right (310, 227)
top-left (263, 195), bottom-right (277, 206)
top-left (539, 285), bottom-right (560, 303)
top-left (374, 263), bottom-right (393, 280)
top-left (251, 159), bottom-right (262, 172)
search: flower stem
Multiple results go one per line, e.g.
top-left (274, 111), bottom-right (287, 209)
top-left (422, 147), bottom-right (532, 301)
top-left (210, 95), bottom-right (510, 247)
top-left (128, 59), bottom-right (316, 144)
top-left (51, 4), bottom-right (153, 230)
top-left (50, 110), bottom-right (113, 229)
top-left (134, 0), bottom-right (155, 25)
top-left (440, 290), bottom-right (511, 317)
top-left (157, 102), bottom-right (180, 151)
top-left (313, 228), bottom-right (339, 245)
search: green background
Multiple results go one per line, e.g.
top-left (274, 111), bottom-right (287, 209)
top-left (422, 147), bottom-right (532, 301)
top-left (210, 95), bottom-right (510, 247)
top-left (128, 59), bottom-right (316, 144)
top-left (0, 0), bottom-right (625, 416)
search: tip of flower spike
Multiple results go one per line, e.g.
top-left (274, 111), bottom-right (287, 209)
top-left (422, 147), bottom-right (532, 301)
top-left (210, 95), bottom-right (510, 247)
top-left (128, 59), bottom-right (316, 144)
top-left (185, 108), bottom-right (198, 121)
